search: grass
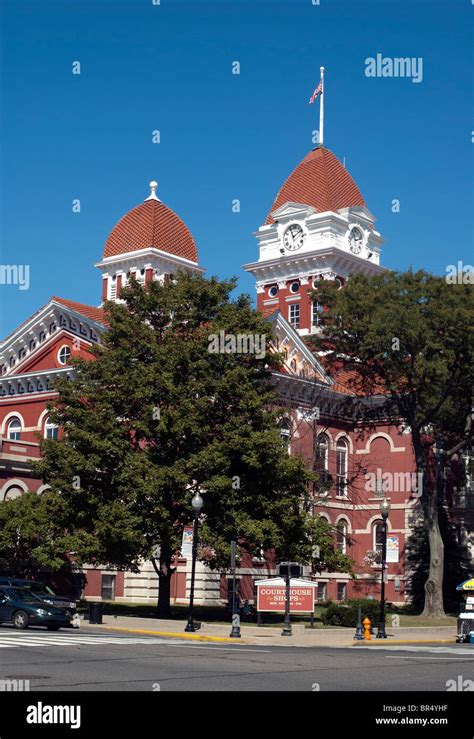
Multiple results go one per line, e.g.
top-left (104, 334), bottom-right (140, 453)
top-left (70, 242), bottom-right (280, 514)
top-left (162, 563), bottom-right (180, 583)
top-left (78, 600), bottom-right (457, 629)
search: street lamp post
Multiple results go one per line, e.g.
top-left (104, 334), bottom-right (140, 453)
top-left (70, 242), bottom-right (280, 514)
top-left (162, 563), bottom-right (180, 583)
top-left (229, 540), bottom-right (241, 638)
top-left (376, 497), bottom-right (391, 639)
top-left (185, 490), bottom-right (204, 633)
top-left (281, 565), bottom-right (292, 637)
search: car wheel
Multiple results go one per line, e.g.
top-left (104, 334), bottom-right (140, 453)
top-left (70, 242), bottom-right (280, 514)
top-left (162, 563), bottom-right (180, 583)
top-left (47, 625), bottom-right (61, 631)
top-left (12, 610), bottom-right (29, 629)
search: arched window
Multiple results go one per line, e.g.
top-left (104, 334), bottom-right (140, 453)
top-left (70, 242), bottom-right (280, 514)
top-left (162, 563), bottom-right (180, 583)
top-left (373, 521), bottom-right (385, 555)
top-left (279, 417), bottom-right (291, 452)
top-left (336, 437), bottom-right (349, 496)
top-left (2, 485), bottom-right (23, 501)
top-left (336, 520), bottom-right (348, 554)
top-left (58, 346), bottom-right (71, 365)
top-left (314, 434), bottom-right (329, 472)
top-left (7, 417), bottom-right (21, 441)
top-left (44, 417), bottom-right (59, 441)
top-left (313, 434), bottom-right (331, 496)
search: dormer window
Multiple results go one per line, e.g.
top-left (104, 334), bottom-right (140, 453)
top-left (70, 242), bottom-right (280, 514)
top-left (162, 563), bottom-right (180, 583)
top-left (58, 345), bottom-right (72, 365)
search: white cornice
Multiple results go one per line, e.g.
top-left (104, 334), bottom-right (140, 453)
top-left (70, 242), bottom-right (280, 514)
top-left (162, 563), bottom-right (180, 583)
top-left (0, 367), bottom-right (73, 401)
top-left (243, 246), bottom-right (388, 282)
top-left (95, 247), bottom-right (204, 273)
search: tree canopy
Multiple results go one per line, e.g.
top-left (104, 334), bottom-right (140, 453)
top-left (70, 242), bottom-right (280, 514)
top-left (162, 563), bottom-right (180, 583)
top-left (36, 272), bottom-right (352, 615)
top-left (312, 269), bottom-right (473, 616)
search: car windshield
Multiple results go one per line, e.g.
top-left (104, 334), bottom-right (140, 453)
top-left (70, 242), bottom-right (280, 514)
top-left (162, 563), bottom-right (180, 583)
top-left (10, 588), bottom-right (43, 602)
top-left (29, 583), bottom-right (56, 596)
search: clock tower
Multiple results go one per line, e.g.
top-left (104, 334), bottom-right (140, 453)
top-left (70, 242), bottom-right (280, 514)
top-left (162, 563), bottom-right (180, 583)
top-left (243, 145), bottom-right (386, 336)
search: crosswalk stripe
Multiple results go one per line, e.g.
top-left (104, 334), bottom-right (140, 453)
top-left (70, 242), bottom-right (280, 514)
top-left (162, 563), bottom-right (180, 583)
top-left (0, 633), bottom-right (176, 649)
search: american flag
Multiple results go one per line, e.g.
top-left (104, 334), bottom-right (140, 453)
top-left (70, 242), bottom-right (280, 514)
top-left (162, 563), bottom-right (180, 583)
top-left (309, 81), bottom-right (323, 104)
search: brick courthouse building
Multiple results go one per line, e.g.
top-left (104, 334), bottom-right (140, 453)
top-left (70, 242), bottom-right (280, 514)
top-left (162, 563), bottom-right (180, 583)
top-left (1, 147), bottom-right (470, 605)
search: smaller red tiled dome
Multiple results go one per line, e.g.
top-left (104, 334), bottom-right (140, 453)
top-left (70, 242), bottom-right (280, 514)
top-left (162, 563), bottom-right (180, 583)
top-left (103, 192), bottom-right (198, 262)
top-left (266, 146), bottom-right (366, 224)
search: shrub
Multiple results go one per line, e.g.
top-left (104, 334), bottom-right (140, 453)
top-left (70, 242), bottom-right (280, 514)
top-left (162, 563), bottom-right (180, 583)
top-left (321, 598), bottom-right (381, 627)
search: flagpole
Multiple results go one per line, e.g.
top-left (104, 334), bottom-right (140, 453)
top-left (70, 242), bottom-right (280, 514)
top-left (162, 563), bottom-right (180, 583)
top-left (319, 66), bottom-right (325, 146)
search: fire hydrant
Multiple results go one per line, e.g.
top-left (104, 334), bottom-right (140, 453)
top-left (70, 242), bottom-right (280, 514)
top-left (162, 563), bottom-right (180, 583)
top-left (363, 617), bottom-right (371, 641)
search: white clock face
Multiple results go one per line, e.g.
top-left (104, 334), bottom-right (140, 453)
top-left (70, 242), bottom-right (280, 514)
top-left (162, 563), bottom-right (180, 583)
top-left (283, 224), bottom-right (304, 251)
top-left (348, 226), bottom-right (364, 254)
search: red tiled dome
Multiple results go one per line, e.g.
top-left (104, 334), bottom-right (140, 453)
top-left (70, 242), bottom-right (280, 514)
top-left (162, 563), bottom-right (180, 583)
top-left (103, 198), bottom-right (198, 262)
top-left (265, 146), bottom-right (366, 224)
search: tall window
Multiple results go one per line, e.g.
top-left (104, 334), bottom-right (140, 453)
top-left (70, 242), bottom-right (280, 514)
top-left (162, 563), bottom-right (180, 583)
top-left (314, 434), bottom-right (329, 473)
top-left (373, 521), bottom-right (385, 555)
top-left (7, 417), bottom-right (21, 441)
top-left (109, 277), bottom-right (117, 300)
top-left (336, 437), bottom-right (349, 496)
top-left (336, 520), bottom-right (348, 554)
top-left (317, 582), bottom-right (327, 602)
top-left (314, 434), bottom-right (330, 496)
top-left (279, 417), bottom-right (291, 452)
top-left (289, 303), bottom-right (300, 329)
top-left (101, 574), bottom-right (116, 601)
top-left (44, 417), bottom-right (59, 440)
top-left (337, 582), bottom-right (347, 601)
top-left (312, 300), bottom-right (323, 329)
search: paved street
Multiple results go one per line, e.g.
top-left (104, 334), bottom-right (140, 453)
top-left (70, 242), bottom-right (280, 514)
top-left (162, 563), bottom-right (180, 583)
top-left (0, 628), bottom-right (472, 691)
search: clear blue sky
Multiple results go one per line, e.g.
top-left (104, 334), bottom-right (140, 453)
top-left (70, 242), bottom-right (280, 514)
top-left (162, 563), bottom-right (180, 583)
top-left (0, 0), bottom-right (472, 337)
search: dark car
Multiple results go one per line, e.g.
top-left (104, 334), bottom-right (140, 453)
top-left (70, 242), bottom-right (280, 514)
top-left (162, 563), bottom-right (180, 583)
top-left (0, 587), bottom-right (73, 630)
top-left (0, 578), bottom-right (77, 613)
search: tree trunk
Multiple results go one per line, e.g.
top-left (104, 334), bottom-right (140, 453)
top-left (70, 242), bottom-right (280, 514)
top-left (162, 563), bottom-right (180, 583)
top-left (412, 432), bottom-right (446, 618)
top-left (151, 546), bottom-right (175, 619)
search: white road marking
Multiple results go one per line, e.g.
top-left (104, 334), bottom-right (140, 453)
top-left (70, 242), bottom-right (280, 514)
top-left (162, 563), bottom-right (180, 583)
top-left (364, 645), bottom-right (474, 657)
top-left (386, 655), bottom-right (474, 661)
top-left (0, 632), bottom-right (269, 652)
top-left (159, 643), bottom-right (272, 652)
top-left (0, 633), bottom-right (181, 649)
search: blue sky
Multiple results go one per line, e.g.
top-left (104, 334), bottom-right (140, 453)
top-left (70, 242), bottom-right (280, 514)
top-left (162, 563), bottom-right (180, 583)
top-left (0, 0), bottom-right (472, 337)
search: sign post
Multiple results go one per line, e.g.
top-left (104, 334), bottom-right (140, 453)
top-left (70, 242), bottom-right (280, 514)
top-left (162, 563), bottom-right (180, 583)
top-left (256, 577), bottom-right (317, 636)
top-left (282, 566), bottom-right (292, 636)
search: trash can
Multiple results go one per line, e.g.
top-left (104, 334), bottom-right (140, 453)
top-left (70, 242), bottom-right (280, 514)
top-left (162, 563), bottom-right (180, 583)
top-left (89, 602), bottom-right (103, 624)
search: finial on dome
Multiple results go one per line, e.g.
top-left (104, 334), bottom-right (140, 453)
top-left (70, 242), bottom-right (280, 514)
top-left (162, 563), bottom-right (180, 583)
top-left (145, 180), bottom-right (160, 202)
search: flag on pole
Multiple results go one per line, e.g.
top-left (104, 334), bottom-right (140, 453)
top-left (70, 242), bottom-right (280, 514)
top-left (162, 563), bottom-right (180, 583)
top-left (309, 80), bottom-right (323, 104)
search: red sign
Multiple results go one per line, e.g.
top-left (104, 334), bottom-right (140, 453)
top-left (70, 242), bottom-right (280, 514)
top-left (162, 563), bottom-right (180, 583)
top-left (257, 584), bottom-right (315, 613)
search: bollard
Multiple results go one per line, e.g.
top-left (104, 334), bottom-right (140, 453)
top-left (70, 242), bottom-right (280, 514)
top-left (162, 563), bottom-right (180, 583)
top-left (354, 605), bottom-right (364, 640)
top-left (363, 617), bottom-right (371, 641)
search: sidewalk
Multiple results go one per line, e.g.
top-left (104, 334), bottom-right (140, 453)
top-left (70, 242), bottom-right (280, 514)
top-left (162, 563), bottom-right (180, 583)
top-left (80, 615), bottom-right (459, 648)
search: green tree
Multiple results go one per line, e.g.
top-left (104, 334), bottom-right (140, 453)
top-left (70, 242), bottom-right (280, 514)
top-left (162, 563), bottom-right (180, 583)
top-left (311, 269), bottom-right (473, 617)
top-left (0, 492), bottom-right (76, 577)
top-left (36, 273), bottom-right (351, 617)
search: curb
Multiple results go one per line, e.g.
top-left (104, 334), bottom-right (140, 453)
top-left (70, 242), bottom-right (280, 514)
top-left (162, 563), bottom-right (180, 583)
top-left (94, 625), bottom-right (247, 644)
top-left (352, 639), bottom-right (455, 646)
